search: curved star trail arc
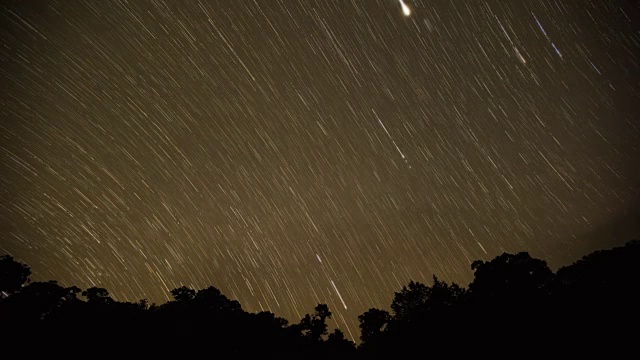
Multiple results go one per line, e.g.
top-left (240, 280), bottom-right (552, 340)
top-left (1, 0), bottom-right (639, 339)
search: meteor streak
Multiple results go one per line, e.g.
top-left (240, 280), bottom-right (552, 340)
top-left (331, 280), bottom-right (348, 309)
top-left (399, 0), bottom-right (411, 17)
top-left (373, 109), bottom-right (409, 165)
top-left (495, 16), bottom-right (526, 65)
top-left (316, 253), bottom-right (348, 309)
top-left (532, 12), bottom-right (563, 58)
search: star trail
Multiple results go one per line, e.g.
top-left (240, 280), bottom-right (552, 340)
top-left (1, 0), bottom-right (639, 337)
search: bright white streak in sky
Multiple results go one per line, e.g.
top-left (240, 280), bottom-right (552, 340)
top-left (373, 109), bottom-right (408, 162)
top-left (533, 13), bottom-right (549, 37)
top-left (393, 141), bottom-right (406, 159)
top-left (532, 12), bottom-right (563, 58)
top-left (496, 16), bottom-right (526, 65)
top-left (377, 118), bottom-right (391, 138)
top-left (317, 252), bottom-right (347, 309)
top-left (331, 280), bottom-right (348, 309)
top-left (400, 0), bottom-right (411, 16)
top-left (477, 241), bottom-right (488, 254)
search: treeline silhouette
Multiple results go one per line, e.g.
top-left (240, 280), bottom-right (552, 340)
top-left (1, 240), bottom-right (638, 357)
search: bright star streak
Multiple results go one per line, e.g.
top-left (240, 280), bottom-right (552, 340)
top-left (331, 280), bottom-right (348, 309)
top-left (399, 0), bottom-right (411, 17)
top-left (317, 253), bottom-right (347, 309)
top-left (532, 12), bottom-right (562, 58)
top-left (373, 109), bottom-right (408, 163)
top-left (496, 16), bottom-right (526, 65)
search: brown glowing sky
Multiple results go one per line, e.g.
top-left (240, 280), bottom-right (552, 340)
top-left (1, 0), bottom-right (639, 338)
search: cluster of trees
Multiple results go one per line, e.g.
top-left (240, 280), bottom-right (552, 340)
top-left (358, 240), bottom-right (640, 356)
top-left (1, 240), bottom-right (638, 357)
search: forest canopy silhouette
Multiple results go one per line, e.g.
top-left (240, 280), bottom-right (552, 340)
top-left (1, 240), bottom-right (638, 357)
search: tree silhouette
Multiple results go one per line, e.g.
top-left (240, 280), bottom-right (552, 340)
top-left (136, 298), bottom-right (150, 310)
top-left (194, 286), bottom-right (242, 312)
top-left (390, 276), bottom-right (464, 323)
top-left (390, 280), bottom-right (429, 321)
top-left (0, 255), bottom-right (31, 295)
top-left (298, 303), bottom-right (332, 341)
top-left (82, 287), bottom-right (113, 303)
top-left (550, 240), bottom-right (640, 347)
top-left (1, 240), bottom-right (639, 356)
top-left (358, 308), bottom-right (391, 344)
top-left (469, 252), bottom-right (553, 302)
top-left (4, 280), bottom-right (80, 322)
top-left (170, 286), bottom-right (196, 302)
top-left (326, 329), bottom-right (356, 353)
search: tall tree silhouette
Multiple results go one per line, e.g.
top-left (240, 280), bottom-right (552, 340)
top-left (298, 303), bottom-right (332, 341)
top-left (358, 308), bottom-right (391, 343)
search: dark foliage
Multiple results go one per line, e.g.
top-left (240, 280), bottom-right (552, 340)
top-left (0, 255), bottom-right (31, 295)
top-left (358, 240), bottom-right (640, 357)
top-left (1, 240), bottom-right (638, 357)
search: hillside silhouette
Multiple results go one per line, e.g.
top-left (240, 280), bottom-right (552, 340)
top-left (1, 240), bottom-right (638, 357)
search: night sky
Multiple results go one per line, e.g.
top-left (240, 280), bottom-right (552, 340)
top-left (1, 0), bottom-right (639, 338)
